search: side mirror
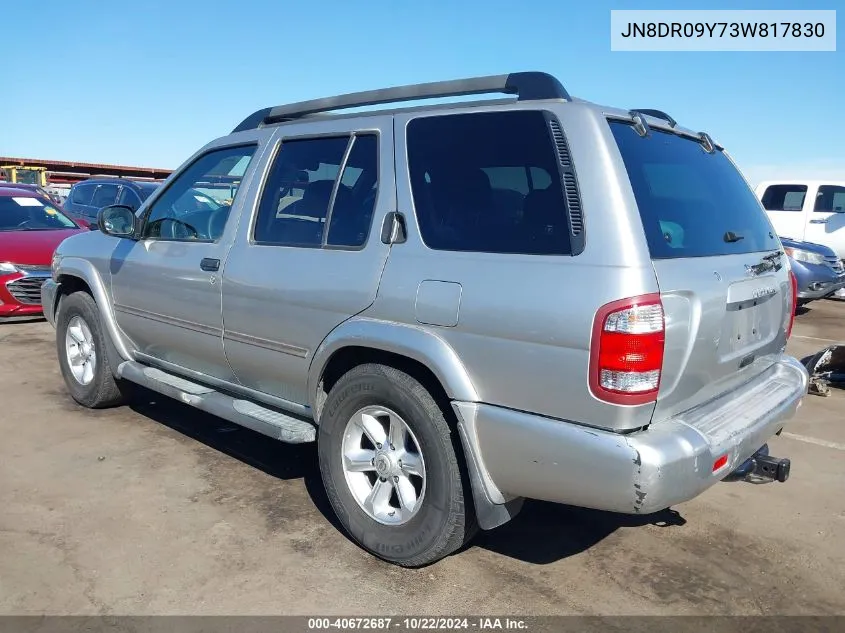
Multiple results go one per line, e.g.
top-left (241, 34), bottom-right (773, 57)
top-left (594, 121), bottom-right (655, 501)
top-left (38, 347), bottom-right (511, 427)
top-left (98, 204), bottom-right (137, 238)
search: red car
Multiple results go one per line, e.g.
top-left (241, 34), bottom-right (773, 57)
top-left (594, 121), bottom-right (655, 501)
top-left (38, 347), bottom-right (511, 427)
top-left (0, 187), bottom-right (88, 318)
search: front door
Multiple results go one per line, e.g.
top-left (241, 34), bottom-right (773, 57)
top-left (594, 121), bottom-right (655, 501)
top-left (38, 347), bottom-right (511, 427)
top-left (110, 143), bottom-right (261, 381)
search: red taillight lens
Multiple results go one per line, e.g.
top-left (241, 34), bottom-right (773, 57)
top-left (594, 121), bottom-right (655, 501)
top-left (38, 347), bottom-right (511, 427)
top-left (786, 269), bottom-right (798, 339)
top-left (589, 294), bottom-right (665, 405)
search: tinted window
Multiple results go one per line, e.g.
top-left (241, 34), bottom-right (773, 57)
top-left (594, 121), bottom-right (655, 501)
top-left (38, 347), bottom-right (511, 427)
top-left (0, 196), bottom-right (77, 231)
top-left (137, 183), bottom-right (159, 202)
top-left (142, 145), bottom-right (256, 242)
top-left (117, 187), bottom-right (142, 210)
top-left (610, 122), bottom-right (777, 259)
top-left (407, 110), bottom-right (571, 255)
top-left (327, 135), bottom-right (379, 247)
top-left (91, 184), bottom-right (119, 208)
top-left (761, 184), bottom-right (808, 211)
top-left (254, 136), bottom-right (349, 246)
top-left (814, 185), bottom-right (845, 213)
top-left (71, 183), bottom-right (95, 205)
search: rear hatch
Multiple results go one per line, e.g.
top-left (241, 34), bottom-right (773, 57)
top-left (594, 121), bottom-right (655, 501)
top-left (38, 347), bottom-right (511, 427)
top-left (610, 121), bottom-right (792, 422)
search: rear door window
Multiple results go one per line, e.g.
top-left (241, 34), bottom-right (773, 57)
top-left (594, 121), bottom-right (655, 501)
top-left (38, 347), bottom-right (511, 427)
top-left (91, 184), bottom-right (119, 208)
top-left (761, 184), bottom-right (808, 211)
top-left (71, 183), bottom-right (95, 205)
top-left (610, 122), bottom-right (778, 259)
top-left (814, 185), bottom-right (845, 213)
top-left (407, 110), bottom-right (572, 255)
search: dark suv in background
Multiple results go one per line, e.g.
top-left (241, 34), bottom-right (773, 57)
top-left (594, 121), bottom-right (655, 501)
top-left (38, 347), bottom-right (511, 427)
top-left (64, 178), bottom-right (160, 222)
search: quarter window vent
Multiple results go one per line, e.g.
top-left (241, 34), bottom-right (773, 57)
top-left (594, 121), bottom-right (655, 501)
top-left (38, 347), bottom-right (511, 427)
top-left (549, 118), bottom-right (584, 237)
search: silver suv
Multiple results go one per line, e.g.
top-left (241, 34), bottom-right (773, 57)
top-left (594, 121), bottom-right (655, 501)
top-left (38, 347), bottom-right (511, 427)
top-left (42, 72), bottom-right (809, 567)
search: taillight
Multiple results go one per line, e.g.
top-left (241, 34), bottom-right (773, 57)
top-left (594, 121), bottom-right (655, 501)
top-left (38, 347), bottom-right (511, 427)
top-left (589, 293), bottom-right (665, 405)
top-left (786, 269), bottom-right (798, 339)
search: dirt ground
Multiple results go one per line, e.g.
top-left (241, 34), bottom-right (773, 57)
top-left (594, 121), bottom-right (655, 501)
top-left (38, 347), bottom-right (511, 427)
top-left (1, 302), bottom-right (843, 616)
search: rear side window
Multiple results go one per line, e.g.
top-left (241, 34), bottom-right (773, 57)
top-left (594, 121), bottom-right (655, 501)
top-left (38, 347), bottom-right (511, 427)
top-left (814, 185), bottom-right (845, 213)
top-left (71, 183), bottom-right (95, 205)
top-left (254, 134), bottom-right (379, 248)
top-left (407, 110), bottom-right (572, 255)
top-left (761, 184), bottom-right (808, 211)
top-left (610, 122), bottom-right (777, 259)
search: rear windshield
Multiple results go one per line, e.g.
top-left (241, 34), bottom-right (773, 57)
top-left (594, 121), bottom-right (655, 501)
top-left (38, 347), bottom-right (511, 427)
top-left (610, 121), bottom-right (777, 259)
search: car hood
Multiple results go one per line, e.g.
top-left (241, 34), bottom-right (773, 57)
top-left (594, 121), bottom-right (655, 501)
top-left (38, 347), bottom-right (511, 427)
top-left (780, 236), bottom-right (837, 257)
top-left (0, 228), bottom-right (83, 266)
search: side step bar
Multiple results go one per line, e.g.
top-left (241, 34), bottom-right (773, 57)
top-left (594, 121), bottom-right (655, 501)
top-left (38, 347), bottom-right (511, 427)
top-left (117, 361), bottom-right (316, 444)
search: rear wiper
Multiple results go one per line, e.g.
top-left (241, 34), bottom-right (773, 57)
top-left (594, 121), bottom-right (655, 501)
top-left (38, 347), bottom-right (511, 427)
top-left (724, 231), bottom-right (744, 243)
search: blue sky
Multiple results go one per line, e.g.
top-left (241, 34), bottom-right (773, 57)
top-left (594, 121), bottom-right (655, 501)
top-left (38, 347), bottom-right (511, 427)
top-left (1, 0), bottom-right (841, 185)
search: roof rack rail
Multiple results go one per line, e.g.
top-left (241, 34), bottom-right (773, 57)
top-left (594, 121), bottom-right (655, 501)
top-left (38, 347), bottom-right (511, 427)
top-left (232, 71), bottom-right (570, 133)
top-left (630, 108), bottom-right (677, 128)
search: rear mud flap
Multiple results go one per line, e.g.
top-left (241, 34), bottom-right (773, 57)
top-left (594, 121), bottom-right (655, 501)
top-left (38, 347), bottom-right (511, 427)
top-left (802, 345), bottom-right (845, 396)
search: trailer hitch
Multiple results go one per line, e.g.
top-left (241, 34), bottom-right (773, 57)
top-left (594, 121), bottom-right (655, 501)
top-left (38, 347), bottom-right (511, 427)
top-left (725, 444), bottom-right (791, 483)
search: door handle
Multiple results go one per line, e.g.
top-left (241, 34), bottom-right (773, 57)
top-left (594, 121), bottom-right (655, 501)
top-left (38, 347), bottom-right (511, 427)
top-left (810, 218), bottom-right (829, 224)
top-left (200, 258), bottom-right (220, 272)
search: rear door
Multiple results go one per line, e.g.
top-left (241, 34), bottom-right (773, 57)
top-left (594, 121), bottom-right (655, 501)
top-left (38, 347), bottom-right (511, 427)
top-left (221, 115), bottom-right (393, 405)
top-left (803, 184), bottom-right (845, 260)
top-left (758, 182), bottom-right (809, 241)
top-left (610, 122), bottom-right (791, 421)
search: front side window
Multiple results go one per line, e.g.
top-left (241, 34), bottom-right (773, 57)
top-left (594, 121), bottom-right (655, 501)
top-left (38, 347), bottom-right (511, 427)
top-left (407, 110), bottom-right (572, 255)
top-left (142, 145), bottom-right (256, 242)
top-left (761, 184), bottom-right (808, 212)
top-left (117, 187), bottom-right (142, 210)
top-left (814, 185), bottom-right (845, 213)
top-left (254, 134), bottom-right (379, 248)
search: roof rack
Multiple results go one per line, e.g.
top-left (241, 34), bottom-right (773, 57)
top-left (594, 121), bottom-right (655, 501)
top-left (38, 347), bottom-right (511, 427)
top-left (629, 108), bottom-right (677, 128)
top-left (232, 71), bottom-right (570, 133)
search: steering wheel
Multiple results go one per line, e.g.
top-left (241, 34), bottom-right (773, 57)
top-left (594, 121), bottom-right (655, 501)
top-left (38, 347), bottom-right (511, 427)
top-left (207, 204), bottom-right (232, 240)
top-left (160, 210), bottom-right (200, 240)
top-left (17, 220), bottom-right (31, 228)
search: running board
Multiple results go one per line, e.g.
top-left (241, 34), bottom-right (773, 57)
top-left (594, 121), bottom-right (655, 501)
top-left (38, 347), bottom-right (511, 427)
top-left (117, 361), bottom-right (316, 443)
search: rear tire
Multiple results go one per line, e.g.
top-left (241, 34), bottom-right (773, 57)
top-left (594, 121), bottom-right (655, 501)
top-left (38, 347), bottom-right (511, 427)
top-left (318, 363), bottom-right (475, 567)
top-left (56, 291), bottom-right (126, 409)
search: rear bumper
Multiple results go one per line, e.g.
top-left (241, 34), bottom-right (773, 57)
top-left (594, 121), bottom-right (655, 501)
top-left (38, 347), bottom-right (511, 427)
top-left (462, 355), bottom-right (808, 514)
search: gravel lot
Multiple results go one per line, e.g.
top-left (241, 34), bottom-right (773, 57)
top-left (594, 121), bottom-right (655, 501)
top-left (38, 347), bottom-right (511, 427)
top-left (1, 303), bottom-right (843, 616)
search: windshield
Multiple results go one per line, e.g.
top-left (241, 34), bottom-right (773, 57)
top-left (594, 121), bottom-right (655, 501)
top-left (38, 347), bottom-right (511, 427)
top-left (0, 196), bottom-right (78, 231)
top-left (610, 121), bottom-right (777, 259)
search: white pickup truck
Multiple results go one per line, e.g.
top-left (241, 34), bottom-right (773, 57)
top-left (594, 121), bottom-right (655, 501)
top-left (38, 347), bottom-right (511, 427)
top-left (757, 180), bottom-right (845, 260)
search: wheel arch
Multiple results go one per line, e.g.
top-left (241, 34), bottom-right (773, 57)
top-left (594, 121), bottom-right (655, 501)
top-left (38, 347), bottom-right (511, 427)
top-left (308, 319), bottom-right (522, 530)
top-left (308, 318), bottom-right (479, 421)
top-left (54, 257), bottom-right (132, 365)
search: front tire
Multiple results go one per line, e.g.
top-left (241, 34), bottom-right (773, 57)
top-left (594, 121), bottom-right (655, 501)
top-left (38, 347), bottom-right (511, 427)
top-left (56, 291), bottom-right (126, 409)
top-left (318, 363), bottom-right (475, 567)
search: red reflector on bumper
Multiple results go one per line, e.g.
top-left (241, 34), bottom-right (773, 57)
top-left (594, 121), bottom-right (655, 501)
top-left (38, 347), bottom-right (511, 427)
top-left (713, 454), bottom-right (728, 472)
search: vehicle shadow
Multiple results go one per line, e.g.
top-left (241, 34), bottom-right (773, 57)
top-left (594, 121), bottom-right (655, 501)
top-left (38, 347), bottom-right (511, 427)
top-left (0, 316), bottom-right (46, 326)
top-left (126, 387), bottom-right (342, 530)
top-left (473, 502), bottom-right (685, 565)
top-left (126, 386), bottom-right (687, 565)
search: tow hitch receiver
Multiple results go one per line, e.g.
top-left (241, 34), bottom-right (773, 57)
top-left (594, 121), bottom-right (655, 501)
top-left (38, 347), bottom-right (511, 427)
top-left (726, 444), bottom-right (791, 483)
